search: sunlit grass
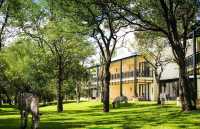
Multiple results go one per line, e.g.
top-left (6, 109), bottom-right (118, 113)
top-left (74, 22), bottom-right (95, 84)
top-left (0, 101), bottom-right (200, 129)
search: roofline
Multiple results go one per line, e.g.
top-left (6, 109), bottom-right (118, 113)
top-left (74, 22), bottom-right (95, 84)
top-left (111, 54), bottom-right (138, 63)
top-left (87, 65), bottom-right (100, 69)
top-left (160, 78), bottom-right (179, 81)
top-left (87, 54), bottom-right (139, 69)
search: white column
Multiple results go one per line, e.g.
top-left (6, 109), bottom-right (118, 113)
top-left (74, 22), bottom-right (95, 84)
top-left (196, 76), bottom-right (200, 108)
top-left (197, 76), bottom-right (200, 99)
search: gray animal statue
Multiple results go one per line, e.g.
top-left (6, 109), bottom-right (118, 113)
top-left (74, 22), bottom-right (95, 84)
top-left (18, 92), bottom-right (40, 129)
top-left (112, 96), bottom-right (128, 108)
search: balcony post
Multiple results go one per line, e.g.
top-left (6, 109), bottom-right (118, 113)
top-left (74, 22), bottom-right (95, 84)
top-left (120, 59), bottom-right (123, 96)
top-left (193, 29), bottom-right (197, 105)
top-left (96, 65), bottom-right (99, 99)
top-left (134, 56), bottom-right (138, 97)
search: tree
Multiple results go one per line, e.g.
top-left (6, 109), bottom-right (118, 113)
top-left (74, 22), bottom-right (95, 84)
top-left (0, 0), bottom-right (43, 50)
top-left (0, 0), bottom-right (47, 105)
top-left (135, 31), bottom-right (173, 104)
top-left (56, 0), bottom-right (130, 112)
top-left (22, 14), bottom-right (94, 111)
top-left (112, 0), bottom-right (197, 111)
top-left (71, 63), bottom-right (90, 103)
top-left (1, 39), bottom-right (54, 106)
top-left (99, 55), bottom-right (105, 102)
top-left (0, 0), bottom-right (9, 50)
top-left (0, 55), bottom-right (12, 105)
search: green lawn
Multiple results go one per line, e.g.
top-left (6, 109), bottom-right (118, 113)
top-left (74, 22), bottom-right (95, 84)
top-left (0, 101), bottom-right (200, 129)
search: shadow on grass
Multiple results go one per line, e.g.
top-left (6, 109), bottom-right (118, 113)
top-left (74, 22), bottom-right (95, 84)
top-left (1, 102), bottom-right (200, 129)
top-left (40, 100), bottom-right (88, 107)
top-left (0, 117), bottom-right (20, 129)
top-left (0, 104), bottom-right (18, 116)
top-left (0, 104), bottom-right (17, 108)
top-left (40, 121), bottom-right (90, 129)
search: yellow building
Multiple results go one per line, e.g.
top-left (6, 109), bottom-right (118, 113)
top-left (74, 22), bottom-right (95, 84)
top-left (88, 54), bottom-right (156, 101)
top-left (88, 41), bottom-right (200, 104)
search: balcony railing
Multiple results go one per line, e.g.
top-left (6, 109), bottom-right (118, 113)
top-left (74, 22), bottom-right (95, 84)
top-left (110, 69), bottom-right (153, 80)
top-left (90, 68), bottom-right (154, 82)
top-left (136, 69), bottom-right (153, 77)
top-left (186, 51), bottom-right (200, 67)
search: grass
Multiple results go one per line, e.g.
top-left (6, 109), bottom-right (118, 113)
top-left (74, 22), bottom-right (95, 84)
top-left (0, 101), bottom-right (200, 129)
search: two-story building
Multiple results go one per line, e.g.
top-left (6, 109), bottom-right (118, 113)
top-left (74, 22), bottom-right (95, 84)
top-left (88, 53), bottom-right (158, 101)
top-left (159, 40), bottom-right (200, 102)
top-left (88, 40), bottom-right (200, 103)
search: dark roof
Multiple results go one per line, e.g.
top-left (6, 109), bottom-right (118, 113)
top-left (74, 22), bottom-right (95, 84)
top-left (87, 53), bottom-right (138, 69)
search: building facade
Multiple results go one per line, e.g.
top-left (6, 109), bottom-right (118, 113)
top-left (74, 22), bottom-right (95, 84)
top-left (159, 41), bottom-right (200, 102)
top-left (88, 41), bottom-right (200, 102)
top-left (88, 54), bottom-right (158, 101)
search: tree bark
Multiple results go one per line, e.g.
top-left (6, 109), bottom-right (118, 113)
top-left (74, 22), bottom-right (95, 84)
top-left (154, 69), bottom-right (162, 105)
top-left (14, 93), bottom-right (18, 105)
top-left (0, 93), bottom-right (2, 106)
top-left (179, 60), bottom-right (194, 111)
top-left (100, 65), bottom-right (105, 103)
top-left (4, 91), bottom-right (11, 105)
top-left (103, 63), bottom-right (111, 112)
top-left (0, 6), bottom-right (9, 51)
top-left (156, 76), bottom-right (161, 105)
top-left (101, 80), bottom-right (104, 103)
top-left (100, 68), bottom-right (104, 103)
top-left (57, 55), bottom-right (64, 112)
top-left (76, 82), bottom-right (80, 103)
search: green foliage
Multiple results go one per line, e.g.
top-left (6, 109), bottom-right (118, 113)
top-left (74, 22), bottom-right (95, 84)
top-left (0, 0), bottom-right (95, 102)
top-left (1, 39), bottom-right (54, 96)
top-left (135, 31), bottom-right (168, 62)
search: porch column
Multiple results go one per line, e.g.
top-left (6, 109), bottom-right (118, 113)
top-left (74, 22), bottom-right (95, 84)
top-left (134, 56), bottom-right (138, 97)
top-left (120, 59), bottom-right (123, 96)
top-left (96, 65), bottom-right (99, 98)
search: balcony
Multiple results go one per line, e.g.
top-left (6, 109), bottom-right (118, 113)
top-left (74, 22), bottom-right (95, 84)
top-left (186, 51), bottom-right (200, 67)
top-left (136, 69), bottom-right (153, 77)
top-left (110, 69), bottom-right (153, 81)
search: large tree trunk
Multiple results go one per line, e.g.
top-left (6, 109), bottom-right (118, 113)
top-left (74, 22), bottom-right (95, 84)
top-left (57, 55), bottom-right (64, 112)
top-left (154, 69), bottom-right (162, 105)
top-left (101, 80), bottom-right (104, 103)
top-left (100, 70), bottom-right (104, 103)
top-left (156, 76), bottom-right (161, 105)
top-left (103, 63), bottom-right (111, 112)
top-left (179, 58), bottom-right (194, 111)
top-left (14, 92), bottom-right (18, 105)
top-left (0, 93), bottom-right (2, 106)
top-left (100, 65), bottom-right (105, 103)
top-left (4, 91), bottom-right (12, 105)
top-left (76, 82), bottom-right (80, 103)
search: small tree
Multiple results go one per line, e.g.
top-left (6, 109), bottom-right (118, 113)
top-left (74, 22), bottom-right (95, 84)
top-left (23, 16), bottom-right (94, 112)
top-left (1, 39), bottom-right (54, 103)
top-left (68, 0), bottom-right (129, 112)
top-left (72, 63), bottom-right (90, 103)
top-left (135, 32), bottom-right (173, 104)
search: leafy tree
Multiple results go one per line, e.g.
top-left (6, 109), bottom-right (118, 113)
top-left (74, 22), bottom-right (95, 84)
top-left (112, 0), bottom-right (198, 111)
top-left (0, 0), bottom-right (46, 104)
top-left (2, 39), bottom-right (54, 104)
top-left (0, 54), bottom-right (11, 105)
top-left (22, 14), bottom-right (94, 111)
top-left (135, 32), bottom-right (173, 104)
top-left (71, 62), bottom-right (90, 103)
top-left (0, 0), bottom-right (44, 50)
top-left (55, 0), bottom-right (129, 112)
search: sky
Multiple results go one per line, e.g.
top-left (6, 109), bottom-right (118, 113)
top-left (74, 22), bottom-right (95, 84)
top-left (88, 27), bottom-right (137, 66)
